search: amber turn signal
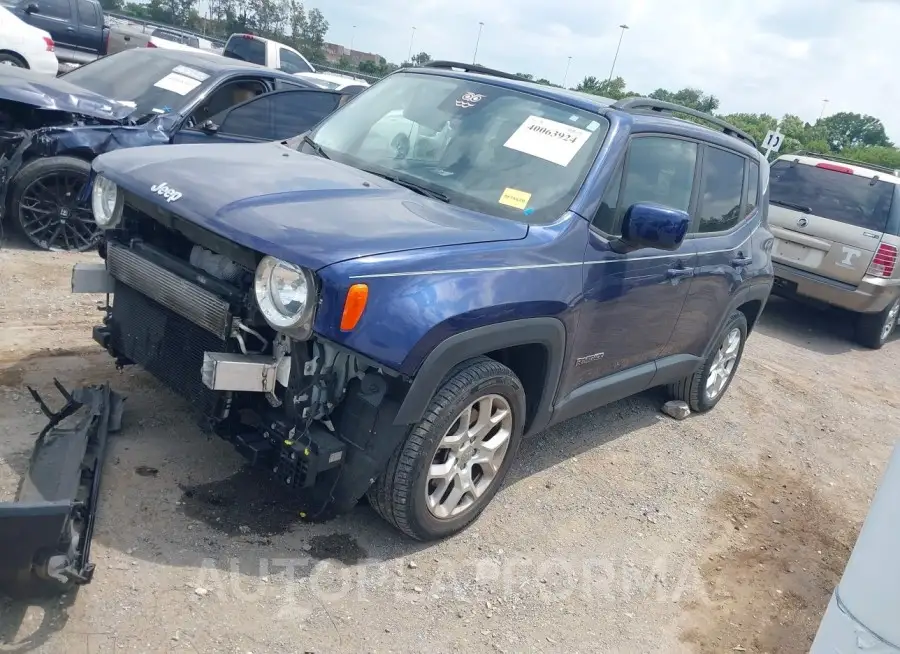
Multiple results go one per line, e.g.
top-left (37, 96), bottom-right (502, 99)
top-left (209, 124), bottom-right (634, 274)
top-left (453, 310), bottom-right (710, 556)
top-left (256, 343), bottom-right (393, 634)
top-left (340, 283), bottom-right (369, 331)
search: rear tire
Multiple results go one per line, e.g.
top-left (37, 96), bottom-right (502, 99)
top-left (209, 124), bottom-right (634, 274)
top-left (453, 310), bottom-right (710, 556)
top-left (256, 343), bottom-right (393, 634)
top-left (0, 52), bottom-right (27, 68)
top-left (667, 311), bottom-right (748, 413)
top-left (367, 356), bottom-right (525, 541)
top-left (855, 297), bottom-right (900, 350)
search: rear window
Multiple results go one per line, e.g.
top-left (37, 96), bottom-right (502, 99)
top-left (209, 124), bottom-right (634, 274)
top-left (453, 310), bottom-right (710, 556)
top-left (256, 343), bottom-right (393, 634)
top-left (223, 35), bottom-right (266, 65)
top-left (770, 160), bottom-right (895, 232)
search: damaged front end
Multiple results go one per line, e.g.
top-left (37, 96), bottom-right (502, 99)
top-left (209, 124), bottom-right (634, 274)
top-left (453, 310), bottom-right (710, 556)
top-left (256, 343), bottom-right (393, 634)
top-left (0, 380), bottom-right (124, 598)
top-left (0, 68), bottom-right (169, 244)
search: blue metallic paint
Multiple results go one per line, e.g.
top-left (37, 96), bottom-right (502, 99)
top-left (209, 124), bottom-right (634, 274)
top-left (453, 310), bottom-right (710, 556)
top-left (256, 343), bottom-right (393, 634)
top-left (620, 203), bottom-right (691, 251)
top-left (99, 66), bottom-right (774, 426)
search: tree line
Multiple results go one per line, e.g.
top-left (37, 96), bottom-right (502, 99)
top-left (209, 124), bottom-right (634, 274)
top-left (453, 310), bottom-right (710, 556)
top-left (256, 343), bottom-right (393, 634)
top-left (99, 0), bottom-right (899, 168)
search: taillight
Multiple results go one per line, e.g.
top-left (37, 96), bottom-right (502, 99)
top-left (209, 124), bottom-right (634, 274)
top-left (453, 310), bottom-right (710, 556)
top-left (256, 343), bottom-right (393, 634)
top-left (43, 36), bottom-right (54, 51)
top-left (867, 243), bottom-right (898, 278)
top-left (816, 162), bottom-right (854, 175)
top-left (146, 40), bottom-right (157, 47)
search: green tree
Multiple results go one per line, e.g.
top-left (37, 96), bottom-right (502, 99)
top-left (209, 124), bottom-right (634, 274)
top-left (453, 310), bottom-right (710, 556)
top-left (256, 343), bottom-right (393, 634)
top-left (410, 52), bottom-right (432, 66)
top-left (298, 6), bottom-right (328, 60)
top-left (574, 75), bottom-right (628, 99)
top-left (648, 87), bottom-right (720, 114)
top-left (816, 112), bottom-right (892, 152)
top-left (99, 0), bottom-right (123, 11)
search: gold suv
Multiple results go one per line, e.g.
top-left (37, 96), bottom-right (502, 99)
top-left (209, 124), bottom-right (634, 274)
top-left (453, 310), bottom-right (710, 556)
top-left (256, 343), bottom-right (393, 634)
top-left (769, 152), bottom-right (900, 349)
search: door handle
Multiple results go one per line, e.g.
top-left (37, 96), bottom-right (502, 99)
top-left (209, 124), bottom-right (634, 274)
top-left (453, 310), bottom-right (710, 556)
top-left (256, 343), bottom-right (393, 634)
top-left (66, 26), bottom-right (75, 31)
top-left (666, 266), bottom-right (694, 280)
top-left (731, 254), bottom-right (753, 267)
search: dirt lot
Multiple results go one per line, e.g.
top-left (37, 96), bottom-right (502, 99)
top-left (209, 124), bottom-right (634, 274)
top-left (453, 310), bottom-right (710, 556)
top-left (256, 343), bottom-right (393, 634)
top-left (1, 241), bottom-right (897, 654)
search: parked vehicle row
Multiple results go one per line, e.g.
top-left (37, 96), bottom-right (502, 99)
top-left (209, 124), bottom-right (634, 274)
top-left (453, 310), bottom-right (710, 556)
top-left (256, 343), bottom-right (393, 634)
top-left (0, 2), bottom-right (57, 74)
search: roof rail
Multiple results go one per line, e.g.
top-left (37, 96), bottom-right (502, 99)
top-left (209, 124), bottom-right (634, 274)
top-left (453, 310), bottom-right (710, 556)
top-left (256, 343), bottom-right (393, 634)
top-left (787, 151), bottom-right (899, 177)
top-left (421, 60), bottom-right (522, 82)
top-left (611, 97), bottom-right (758, 149)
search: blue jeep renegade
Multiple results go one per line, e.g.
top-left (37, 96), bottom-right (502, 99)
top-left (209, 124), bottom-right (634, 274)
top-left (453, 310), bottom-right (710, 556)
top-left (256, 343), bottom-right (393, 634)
top-left (73, 60), bottom-right (774, 541)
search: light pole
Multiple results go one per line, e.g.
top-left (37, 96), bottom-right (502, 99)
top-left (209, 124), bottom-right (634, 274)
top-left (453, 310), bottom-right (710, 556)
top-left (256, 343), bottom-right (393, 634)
top-left (472, 21), bottom-right (484, 64)
top-left (407, 26), bottom-right (416, 62)
top-left (819, 99), bottom-right (829, 120)
top-left (607, 24), bottom-right (629, 82)
top-left (349, 25), bottom-right (356, 52)
top-left (562, 56), bottom-right (572, 88)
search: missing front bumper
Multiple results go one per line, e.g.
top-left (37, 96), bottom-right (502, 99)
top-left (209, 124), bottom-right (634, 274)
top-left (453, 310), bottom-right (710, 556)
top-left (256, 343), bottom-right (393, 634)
top-left (0, 381), bottom-right (124, 598)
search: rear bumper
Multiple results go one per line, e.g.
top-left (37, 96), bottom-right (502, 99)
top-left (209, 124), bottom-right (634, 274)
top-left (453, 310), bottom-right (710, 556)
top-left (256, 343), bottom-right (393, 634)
top-left (772, 262), bottom-right (900, 314)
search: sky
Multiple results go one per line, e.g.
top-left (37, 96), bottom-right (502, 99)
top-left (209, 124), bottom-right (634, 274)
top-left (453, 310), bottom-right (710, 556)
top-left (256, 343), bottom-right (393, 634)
top-left (308, 0), bottom-right (900, 143)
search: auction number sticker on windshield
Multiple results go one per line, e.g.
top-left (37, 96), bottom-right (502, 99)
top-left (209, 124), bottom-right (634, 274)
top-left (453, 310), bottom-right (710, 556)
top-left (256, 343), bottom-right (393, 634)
top-left (153, 72), bottom-right (203, 95)
top-left (503, 115), bottom-right (593, 166)
top-left (498, 187), bottom-right (532, 210)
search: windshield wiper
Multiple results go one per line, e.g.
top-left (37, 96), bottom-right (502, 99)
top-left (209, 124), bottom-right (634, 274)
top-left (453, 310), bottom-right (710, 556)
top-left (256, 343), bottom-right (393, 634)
top-left (362, 169), bottom-right (450, 203)
top-left (300, 134), bottom-right (330, 159)
top-left (771, 199), bottom-right (812, 213)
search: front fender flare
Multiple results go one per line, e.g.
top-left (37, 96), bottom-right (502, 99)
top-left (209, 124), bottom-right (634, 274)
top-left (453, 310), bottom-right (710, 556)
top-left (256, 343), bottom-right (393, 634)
top-left (394, 317), bottom-right (567, 431)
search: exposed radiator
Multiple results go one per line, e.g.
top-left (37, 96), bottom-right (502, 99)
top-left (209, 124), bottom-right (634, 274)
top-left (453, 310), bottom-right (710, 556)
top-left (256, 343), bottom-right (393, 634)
top-left (111, 282), bottom-right (225, 413)
top-left (106, 242), bottom-right (232, 340)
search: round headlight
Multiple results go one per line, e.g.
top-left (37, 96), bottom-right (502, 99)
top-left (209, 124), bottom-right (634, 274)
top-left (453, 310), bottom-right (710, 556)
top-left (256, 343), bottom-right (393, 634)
top-left (254, 256), bottom-right (316, 331)
top-left (91, 174), bottom-right (123, 229)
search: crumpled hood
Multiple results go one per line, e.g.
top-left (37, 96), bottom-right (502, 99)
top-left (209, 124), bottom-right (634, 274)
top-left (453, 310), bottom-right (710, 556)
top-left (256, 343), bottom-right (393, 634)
top-left (0, 66), bottom-right (134, 121)
top-left (94, 141), bottom-right (529, 270)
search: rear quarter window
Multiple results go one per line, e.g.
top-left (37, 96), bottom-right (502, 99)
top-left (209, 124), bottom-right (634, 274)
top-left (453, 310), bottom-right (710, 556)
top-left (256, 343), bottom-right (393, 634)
top-left (770, 160), bottom-right (895, 232)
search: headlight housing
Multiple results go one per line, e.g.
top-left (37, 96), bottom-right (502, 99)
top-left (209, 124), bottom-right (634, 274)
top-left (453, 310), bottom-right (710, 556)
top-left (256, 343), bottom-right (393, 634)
top-left (91, 174), bottom-right (124, 229)
top-left (253, 256), bottom-right (317, 336)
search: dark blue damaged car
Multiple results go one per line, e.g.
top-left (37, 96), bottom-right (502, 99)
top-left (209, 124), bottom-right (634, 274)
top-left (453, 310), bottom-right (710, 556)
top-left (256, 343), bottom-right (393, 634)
top-left (0, 47), bottom-right (350, 251)
top-left (73, 61), bottom-right (775, 542)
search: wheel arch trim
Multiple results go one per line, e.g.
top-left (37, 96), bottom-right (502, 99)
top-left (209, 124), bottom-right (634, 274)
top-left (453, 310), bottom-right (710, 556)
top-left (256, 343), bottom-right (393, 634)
top-left (394, 317), bottom-right (567, 431)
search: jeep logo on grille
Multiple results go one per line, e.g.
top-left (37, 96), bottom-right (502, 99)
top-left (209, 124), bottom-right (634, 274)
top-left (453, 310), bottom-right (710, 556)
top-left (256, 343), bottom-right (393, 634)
top-left (151, 182), bottom-right (183, 203)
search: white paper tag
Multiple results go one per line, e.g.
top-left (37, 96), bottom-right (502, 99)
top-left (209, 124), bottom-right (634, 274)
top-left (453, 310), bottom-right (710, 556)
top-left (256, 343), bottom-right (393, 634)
top-left (503, 115), bottom-right (593, 167)
top-left (153, 72), bottom-right (203, 95)
top-left (173, 65), bottom-right (210, 82)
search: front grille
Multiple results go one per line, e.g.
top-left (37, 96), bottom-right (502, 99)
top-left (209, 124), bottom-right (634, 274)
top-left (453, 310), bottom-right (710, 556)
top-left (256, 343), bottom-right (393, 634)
top-left (111, 282), bottom-right (226, 413)
top-left (106, 242), bottom-right (232, 340)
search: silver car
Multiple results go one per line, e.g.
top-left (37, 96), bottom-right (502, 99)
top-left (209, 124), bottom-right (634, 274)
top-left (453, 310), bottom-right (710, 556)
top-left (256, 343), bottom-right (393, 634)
top-left (768, 152), bottom-right (900, 348)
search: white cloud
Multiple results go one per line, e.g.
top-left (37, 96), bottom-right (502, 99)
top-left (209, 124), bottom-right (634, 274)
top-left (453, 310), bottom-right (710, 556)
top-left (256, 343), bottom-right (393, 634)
top-left (313, 0), bottom-right (900, 142)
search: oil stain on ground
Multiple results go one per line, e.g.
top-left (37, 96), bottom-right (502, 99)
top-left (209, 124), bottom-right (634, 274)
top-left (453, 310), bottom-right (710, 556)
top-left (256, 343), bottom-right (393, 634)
top-left (178, 466), bottom-right (307, 537)
top-left (679, 456), bottom-right (859, 654)
top-left (306, 533), bottom-right (367, 565)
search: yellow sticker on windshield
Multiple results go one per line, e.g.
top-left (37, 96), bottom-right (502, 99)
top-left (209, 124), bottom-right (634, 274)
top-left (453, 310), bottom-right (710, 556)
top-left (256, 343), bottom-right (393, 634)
top-left (499, 188), bottom-right (532, 210)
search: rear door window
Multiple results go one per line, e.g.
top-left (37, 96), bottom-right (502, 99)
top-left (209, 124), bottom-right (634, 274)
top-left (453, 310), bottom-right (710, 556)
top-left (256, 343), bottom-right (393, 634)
top-left (770, 160), bottom-right (894, 232)
top-left (219, 94), bottom-right (275, 140)
top-left (223, 36), bottom-right (266, 65)
top-left (278, 47), bottom-right (313, 74)
top-left (271, 90), bottom-right (340, 139)
top-left (697, 146), bottom-right (746, 233)
top-left (37, 0), bottom-right (70, 18)
top-left (77, 0), bottom-right (97, 26)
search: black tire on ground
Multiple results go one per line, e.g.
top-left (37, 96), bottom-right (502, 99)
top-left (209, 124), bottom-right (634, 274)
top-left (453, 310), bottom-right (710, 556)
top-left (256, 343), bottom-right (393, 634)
top-left (667, 311), bottom-right (749, 413)
top-left (855, 297), bottom-right (900, 350)
top-left (9, 155), bottom-right (98, 252)
top-left (367, 356), bottom-right (526, 541)
top-left (0, 52), bottom-right (27, 67)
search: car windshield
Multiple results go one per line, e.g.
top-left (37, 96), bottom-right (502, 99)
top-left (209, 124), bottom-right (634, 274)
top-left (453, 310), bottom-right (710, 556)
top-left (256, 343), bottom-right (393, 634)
top-left (310, 71), bottom-right (610, 223)
top-left (770, 159), bottom-right (895, 232)
top-left (62, 50), bottom-right (214, 120)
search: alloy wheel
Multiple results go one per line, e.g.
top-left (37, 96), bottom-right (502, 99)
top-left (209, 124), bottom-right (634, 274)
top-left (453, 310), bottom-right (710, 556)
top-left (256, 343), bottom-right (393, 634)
top-left (882, 301), bottom-right (900, 343)
top-left (706, 327), bottom-right (742, 401)
top-left (425, 394), bottom-right (513, 519)
top-left (19, 172), bottom-right (99, 252)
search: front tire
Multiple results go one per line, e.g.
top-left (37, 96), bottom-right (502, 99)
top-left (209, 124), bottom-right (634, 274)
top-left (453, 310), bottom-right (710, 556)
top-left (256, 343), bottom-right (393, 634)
top-left (855, 297), bottom-right (900, 350)
top-left (667, 311), bottom-right (748, 413)
top-left (368, 356), bottom-right (525, 541)
top-left (10, 156), bottom-right (99, 252)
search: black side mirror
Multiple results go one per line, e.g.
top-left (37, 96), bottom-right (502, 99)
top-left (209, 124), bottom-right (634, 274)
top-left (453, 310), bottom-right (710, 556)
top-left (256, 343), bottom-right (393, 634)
top-left (199, 119), bottom-right (219, 135)
top-left (24, 2), bottom-right (39, 13)
top-left (611, 202), bottom-right (691, 254)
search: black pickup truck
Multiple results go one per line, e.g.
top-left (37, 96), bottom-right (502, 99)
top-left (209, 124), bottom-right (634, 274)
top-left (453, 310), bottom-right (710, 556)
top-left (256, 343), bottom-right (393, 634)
top-left (3, 0), bottom-right (109, 65)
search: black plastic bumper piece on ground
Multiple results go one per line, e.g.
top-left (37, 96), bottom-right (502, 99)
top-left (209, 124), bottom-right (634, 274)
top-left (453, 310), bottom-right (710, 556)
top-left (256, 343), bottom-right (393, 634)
top-left (0, 380), bottom-right (124, 598)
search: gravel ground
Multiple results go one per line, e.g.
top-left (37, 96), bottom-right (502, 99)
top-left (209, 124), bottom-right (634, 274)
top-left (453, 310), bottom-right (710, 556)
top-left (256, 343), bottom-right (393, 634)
top-left (1, 241), bottom-right (898, 654)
